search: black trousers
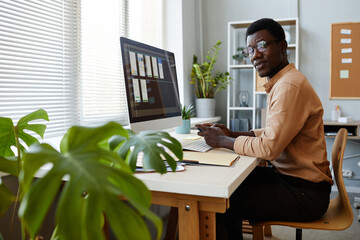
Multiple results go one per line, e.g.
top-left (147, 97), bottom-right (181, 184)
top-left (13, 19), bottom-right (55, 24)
top-left (217, 166), bottom-right (331, 240)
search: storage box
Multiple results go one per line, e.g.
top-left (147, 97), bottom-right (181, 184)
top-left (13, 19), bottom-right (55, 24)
top-left (338, 117), bottom-right (353, 123)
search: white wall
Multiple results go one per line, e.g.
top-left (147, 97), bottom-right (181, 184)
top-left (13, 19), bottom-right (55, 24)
top-left (166, 0), bottom-right (202, 106)
top-left (181, 0), bottom-right (202, 106)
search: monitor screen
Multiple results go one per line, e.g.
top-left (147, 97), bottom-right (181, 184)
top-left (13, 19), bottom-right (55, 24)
top-left (120, 37), bottom-right (182, 132)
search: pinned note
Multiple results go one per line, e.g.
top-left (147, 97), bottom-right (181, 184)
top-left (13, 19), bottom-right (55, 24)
top-left (341, 48), bottom-right (352, 53)
top-left (342, 58), bottom-right (352, 64)
top-left (340, 70), bottom-right (349, 79)
top-left (341, 29), bottom-right (352, 35)
top-left (341, 38), bottom-right (352, 44)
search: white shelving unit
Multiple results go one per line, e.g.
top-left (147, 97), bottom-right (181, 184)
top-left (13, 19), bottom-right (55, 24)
top-left (226, 18), bottom-right (299, 130)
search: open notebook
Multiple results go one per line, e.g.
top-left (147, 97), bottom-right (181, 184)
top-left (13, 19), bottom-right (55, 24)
top-left (182, 148), bottom-right (240, 167)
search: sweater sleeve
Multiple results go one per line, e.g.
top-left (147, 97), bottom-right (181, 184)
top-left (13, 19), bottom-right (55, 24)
top-left (251, 128), bottom-right (264, 137)
top-left (233, 82), bottom-right (309, 160)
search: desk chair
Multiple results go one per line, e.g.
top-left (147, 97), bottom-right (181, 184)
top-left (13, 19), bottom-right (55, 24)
top-left (250, 128), bottom-right (353, 240)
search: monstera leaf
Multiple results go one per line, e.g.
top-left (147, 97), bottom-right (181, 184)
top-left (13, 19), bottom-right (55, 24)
top-left (19, 121), bottom-right (183, 240)
top-left (0, 109), bottom-right (48, 158)
top-left (0, 156), bottom-right (17, 216)
top-left (113, 130), bottom-right (183, 173)
top-left (0, 109), bottom-right (48, 217)
top-left (0, 177), bottom-right (15, 216)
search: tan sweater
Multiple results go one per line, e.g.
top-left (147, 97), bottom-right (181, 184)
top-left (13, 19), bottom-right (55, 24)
top-left (234, 63), bottom-right (333, 184)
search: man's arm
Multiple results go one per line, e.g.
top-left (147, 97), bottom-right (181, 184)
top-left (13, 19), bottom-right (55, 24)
top-left (195, 123), bottom-right (255, 150)
top-left (229, 130), bottom-right (256, 138)
top-left (196, 123), bottom-right (255, 138)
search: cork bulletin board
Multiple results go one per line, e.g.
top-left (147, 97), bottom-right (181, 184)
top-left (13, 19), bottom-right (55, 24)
top-left (330, 22), bottom-right (360, 99)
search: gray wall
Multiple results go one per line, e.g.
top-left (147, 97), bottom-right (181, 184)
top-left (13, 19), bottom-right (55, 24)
top-left (181, 0), bottom-right (202, 106)
top-left (183, 0), bottom-right (360, 189)
top-left (299, 0), bottom-right (360, 189)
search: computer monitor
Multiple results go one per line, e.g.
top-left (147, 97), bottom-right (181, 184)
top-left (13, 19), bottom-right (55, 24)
top-left (120, 37), bottom-right (182, 132)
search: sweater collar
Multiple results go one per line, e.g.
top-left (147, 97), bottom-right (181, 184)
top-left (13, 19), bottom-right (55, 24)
top-left (263, 63), bottom-right (295, 93)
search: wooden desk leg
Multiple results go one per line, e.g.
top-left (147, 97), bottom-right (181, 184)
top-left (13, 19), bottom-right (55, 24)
top-left (252, 225), bottom-right (265, 240)
top-left (200, 211), bottom-right (216, 240)
top-left (178, 199), bottom-right (200, 240)
top-left (264, 225), bottom-right (272, 236)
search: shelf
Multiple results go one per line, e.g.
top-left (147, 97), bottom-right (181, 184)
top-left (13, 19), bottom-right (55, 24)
top-left (229, 19), bottom-right (297, 29)
top-left (229, 64), bottom-right (253, 69)
top-left (227, 18), bottom-right (298, 131)
top-left (229, 107), bottom-right (254, 111)
top-left (323, 120), bottom-right (360, 139)
top-left (255, 91), bottom-right (267, 95)
top-left (288, 44), bottom-right (296, 49)
top-left (323, 120), bottom-right (360, 126)
top-left (325, 135), bottom-right (360, 140)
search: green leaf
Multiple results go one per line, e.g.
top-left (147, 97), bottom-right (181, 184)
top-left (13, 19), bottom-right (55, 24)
top-left (0, 109), bottom-right (49, 158)
top-left (108, 135), bottom-right (128, 151)
top-left (105, 195), bottom-right (153, 240)
top-left (17, 109), bottom-right (49, 137)
top-left (65, 122), bottom-right (127, 152)
top-left (50, 225), bottom-right (59, 240)
top-left (118, 130), bottom-right (183, 173)
top-left (19, 165), bottom-right (64, 235)
top-left (19, 122), bottom-right (169, 239)
top-left (0, 155), bottom-right (18, 176)
top-left (0, 117), bottom-right (16, 157)
top-left (190, 41), bottom-right (231, 98)
top-left (0, 181), bottom-right (15, 216)
top-left (17, 109), bottom-right (49, 149)
top-left (181, 104), bottom-right (196, 120)
top-left (134, 203), bottom-right (164, 240)
top-left (193, 63), bottom-right (202, 79)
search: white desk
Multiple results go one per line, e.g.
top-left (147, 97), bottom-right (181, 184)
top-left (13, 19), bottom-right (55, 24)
top-left (136, 153), bottom-right (260, 239)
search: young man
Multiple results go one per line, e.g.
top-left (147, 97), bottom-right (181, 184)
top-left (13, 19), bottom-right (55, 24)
top-left (196, 18), bottom-right (332, 239)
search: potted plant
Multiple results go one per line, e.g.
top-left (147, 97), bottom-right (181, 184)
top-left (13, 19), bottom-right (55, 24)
top-left (0, 109), bottom-right (182, 239)
top-left (191, 41), bottom-right (232, 118)
top-left (175, 104), bottom-right (196, 134)
top-left (232, 47), bottom-right (247, 64)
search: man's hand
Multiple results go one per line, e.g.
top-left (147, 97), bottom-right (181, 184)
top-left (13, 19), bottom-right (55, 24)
top-left (195, 124), bottom-right (235, 150)
top-left (211, 123), bottom-right (232, 136)
top-left (198, 123), bottom-right (256, 138)
top-left (196, 123), bottom-right (232, 136)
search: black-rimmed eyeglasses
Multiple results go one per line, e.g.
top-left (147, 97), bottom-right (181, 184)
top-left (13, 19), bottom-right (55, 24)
top-left (242, 39), bottom-right (279, 58)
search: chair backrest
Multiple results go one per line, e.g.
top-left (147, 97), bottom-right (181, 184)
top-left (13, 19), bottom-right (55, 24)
top-left (331, 128), bottom-right (353, 229)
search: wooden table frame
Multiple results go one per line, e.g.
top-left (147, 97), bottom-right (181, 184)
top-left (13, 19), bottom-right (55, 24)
top-left (136, 153), bottom-right (260, 240)
top-left (151, 191), bottom-right (229, 239)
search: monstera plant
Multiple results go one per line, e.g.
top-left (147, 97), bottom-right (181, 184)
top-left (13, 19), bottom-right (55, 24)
top-left (0, 109), bottom-right (183, 240)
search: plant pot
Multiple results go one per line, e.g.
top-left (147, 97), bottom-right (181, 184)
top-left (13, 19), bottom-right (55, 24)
top-left (196, 98), bottom-right (216, 118)
top-left (175, 119), bottom-right (191, 134)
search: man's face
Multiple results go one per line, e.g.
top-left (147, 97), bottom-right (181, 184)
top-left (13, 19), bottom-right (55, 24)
top-left (246, 29), bottom-right (286, 78)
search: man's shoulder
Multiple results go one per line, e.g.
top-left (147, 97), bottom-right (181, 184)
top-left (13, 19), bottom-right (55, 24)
top-left (278, 67), bottom-right (308, 89)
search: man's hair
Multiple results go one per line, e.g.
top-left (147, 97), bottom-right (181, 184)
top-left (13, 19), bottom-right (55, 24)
top-left (245, 18), bottom-right (285, 41)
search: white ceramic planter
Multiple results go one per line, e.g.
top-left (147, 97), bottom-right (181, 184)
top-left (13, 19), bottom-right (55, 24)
top-left (196, 98), bottom-right (216, 118)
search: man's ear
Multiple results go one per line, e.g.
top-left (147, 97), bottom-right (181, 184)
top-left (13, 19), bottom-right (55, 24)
top-left (280, 39), bottom-right (288, 52)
